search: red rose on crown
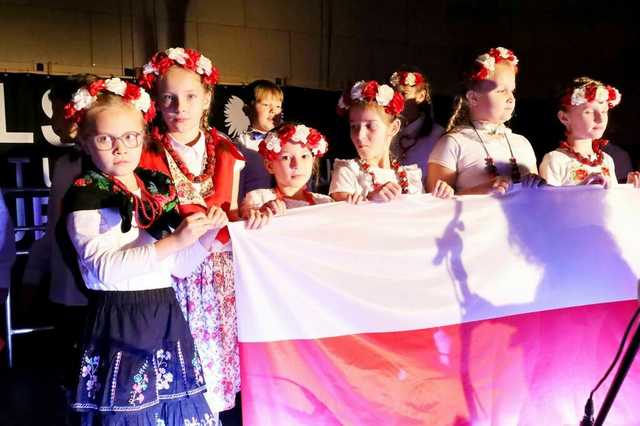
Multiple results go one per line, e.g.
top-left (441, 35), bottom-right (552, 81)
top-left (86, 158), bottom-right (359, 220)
top-left (361, 81), bottom-right (379, 101)
top-left (123, 83), bottom-right (141, 101)
top-left (385, 92), bottom-right (405, 116)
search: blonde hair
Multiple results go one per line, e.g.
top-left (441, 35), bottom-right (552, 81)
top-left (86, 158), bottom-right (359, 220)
top-left (446, 61), bottom-right (516, 133)
top-left (77, 94), bottom-right (146, 140)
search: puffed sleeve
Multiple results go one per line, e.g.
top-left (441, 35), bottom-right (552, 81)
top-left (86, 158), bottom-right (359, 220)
top-left (329, 159), bottom-right (359, 196)
top-left (539, 151), bottom-right (568, 187)
top-left (428, 134), bottom-right (462, 172)
top-left (66, 209), bottom-right (160, 287)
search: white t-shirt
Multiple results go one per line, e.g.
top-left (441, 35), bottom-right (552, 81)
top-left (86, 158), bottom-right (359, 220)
top-left (242, 188), bottom-right (333, 210)
top-left (539, 149), bottom-right (617, 187)
top-left (329, 159), bottom-right (424, 197)
top-left (394, 114), bottom-right (444, 181)
top-left (428, 123), bottom-right (538, 192)
top-left (67, 206), bottom-right (209, 292)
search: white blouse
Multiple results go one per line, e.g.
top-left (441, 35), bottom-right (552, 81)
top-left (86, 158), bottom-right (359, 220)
top-left (428, 123), bottom-right (538, 192)
top-left (539, 149), bottom-right (617, 187)
top-left (67, 206), bottom-right (209, 292)
top-left (242, 188), bottom-right (333, 210)
top-left (329, 159), bottom-right (424, 197)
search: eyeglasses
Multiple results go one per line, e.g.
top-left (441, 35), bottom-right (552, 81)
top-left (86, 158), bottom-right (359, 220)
top-left (92, 132), bottom-right (144, 151)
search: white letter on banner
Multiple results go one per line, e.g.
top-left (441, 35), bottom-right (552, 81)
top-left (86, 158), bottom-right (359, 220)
top-left (0, 83), bottom-right (34, 143)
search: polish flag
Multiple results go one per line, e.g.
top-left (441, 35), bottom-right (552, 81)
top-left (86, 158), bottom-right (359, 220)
top-left (229, 185), bottom-right (640, 425)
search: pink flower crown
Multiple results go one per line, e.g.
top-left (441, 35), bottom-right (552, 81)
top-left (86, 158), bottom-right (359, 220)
top-left (64, 78), bottom-right (156, 124)
top-left (337, 80), bottom-right (405, 116)
top-left (562, 82), bottom-right (621, 109)
top-left (471, 47), bottom-right (519, 81)
top-left (259, 124), bottom-right (329, 161)
top-left (390, 71), bottom-right (425, 88)
top-left (139, 47), bottom-right (219, 90)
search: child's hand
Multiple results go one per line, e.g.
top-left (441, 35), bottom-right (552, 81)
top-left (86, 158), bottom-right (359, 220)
top-left (206, 206), bottom-right (229, 228)
top-left (367, 182), bottom-right (402, 202)
top-left (431, 180), bottom-right (454, 199)
top-left (627, 171), bottom-right (640, 188)
top-left (173, 212), bottom-right (214, 248)
top-left (520, 173), bottom-right (546, 188)
top-left (582, 172), bottom-right (613, 188)
top-left (490, 176), bottom-right (513, 195)
top-left (346, 193), bottom-right (366, 204)
top-left (261, 199), bottom-right (286, 216)
top-left (245, 208), bottom-right (273, 230)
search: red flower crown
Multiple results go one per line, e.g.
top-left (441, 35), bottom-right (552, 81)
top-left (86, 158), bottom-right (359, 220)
top-left (561, 82), bottom-right (621, 110)
top-left (337, 80), bottom-right (404, 116)
top-left (390, 71), bottom-right (425, 88)
top-left (139, 47), bottom-right (219, 90)
top-left (470, 47), bottom-right (519, 81)
top-left (64, 78), bottom-right (156, 125)
top-left (259, 124), bottom-right (329, 161)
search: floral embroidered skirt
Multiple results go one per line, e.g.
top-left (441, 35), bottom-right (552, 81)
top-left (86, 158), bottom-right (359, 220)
top-left (173, 251), bottom-right (240, 413)
top-left (73, 288), bottom-right (219, 426)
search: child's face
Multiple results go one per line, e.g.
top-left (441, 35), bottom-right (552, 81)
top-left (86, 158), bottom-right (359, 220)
top-left (397, 85), bottom-right (427, 120)
top-left (559, 101), bottom-right (609, 140)
top-left (265, 142), bottom-right (314, 190)
top-left (468, 63), bottom-right (516, 124)
top-left (157, 66), bottom-right (212, 137)
top-left (349, 105), bottom-right (400, 164)
top-left (82, 104), bottom-right (144, 178)
top-left (251, 94), bottom-right (283, 132)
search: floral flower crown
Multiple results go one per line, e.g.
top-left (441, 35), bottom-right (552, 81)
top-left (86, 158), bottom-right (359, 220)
top-left (562, 82), bottom-right (621, 109)
top-left (259, 124), bottom-right (329, 161)
top-left (337, 80), bottom-right (404, 116)
top-left (389, 71), bottom-right (425, 88)
top-left (64, 78), bottom-right (156, 124)
top-left (139, 47), bottom-right (219, 90)
top-left (471, 47), bottom-right (519, 81)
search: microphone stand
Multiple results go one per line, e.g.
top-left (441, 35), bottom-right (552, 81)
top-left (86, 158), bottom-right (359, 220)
top-left (581, 283), bottom-right (640, 426)
top-left (592, 321), bottom-right (640, 425)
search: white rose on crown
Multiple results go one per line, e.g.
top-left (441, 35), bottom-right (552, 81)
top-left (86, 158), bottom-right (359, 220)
top-left (72, 88), bottom-right (96, 110)
top-left (166, 47), bottom-right (189, 65)
top-left (571, 87), bottom-right (587, 106)
top-left (376, 84), bottom-right (394, 106)
top-left (351, 81), bottom-right (364, 101)
top-left (293, 125), bottom-right (310, 142)
top-left (132, 90), bottom-right (152, 112)
top-left (476, 54), bottom-right (496, 72)
top-left (142, 62), bottom-right (157, 76)
top-left (105, 78), bottom-right (127, 96)
top-left (196, 56), bottom-right (212, 76)
top-left (595, 86), bottom-right (609, 103)
top-left (405, 73), bottom-right (416, 86)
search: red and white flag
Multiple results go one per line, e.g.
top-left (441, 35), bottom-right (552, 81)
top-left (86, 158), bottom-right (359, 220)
top-left (229, 185), bottom-right (640, 425)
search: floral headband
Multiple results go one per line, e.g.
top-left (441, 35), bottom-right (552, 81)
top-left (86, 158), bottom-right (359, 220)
top-left (337, 80), bottom-right (404, 116)
top-left (64, 78), bottom-right (156, 124)
top-left (259, 124), bottom-right (329, 161)
top-left (471, 47), bottom-right (519, 81)
top-left (562, 82), bottom-right (621, 109)
top-left (390, 71), bottom-right (425, 88)
top-left (139, 47), bottom-right (219, 90)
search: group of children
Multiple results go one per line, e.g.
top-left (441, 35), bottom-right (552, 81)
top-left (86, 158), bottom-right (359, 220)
top-left (17, 45), bottom-right (640, 425)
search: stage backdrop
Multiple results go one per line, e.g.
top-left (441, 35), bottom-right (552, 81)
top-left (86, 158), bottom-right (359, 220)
top-left (229, 185), bottom-right (640, 426)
